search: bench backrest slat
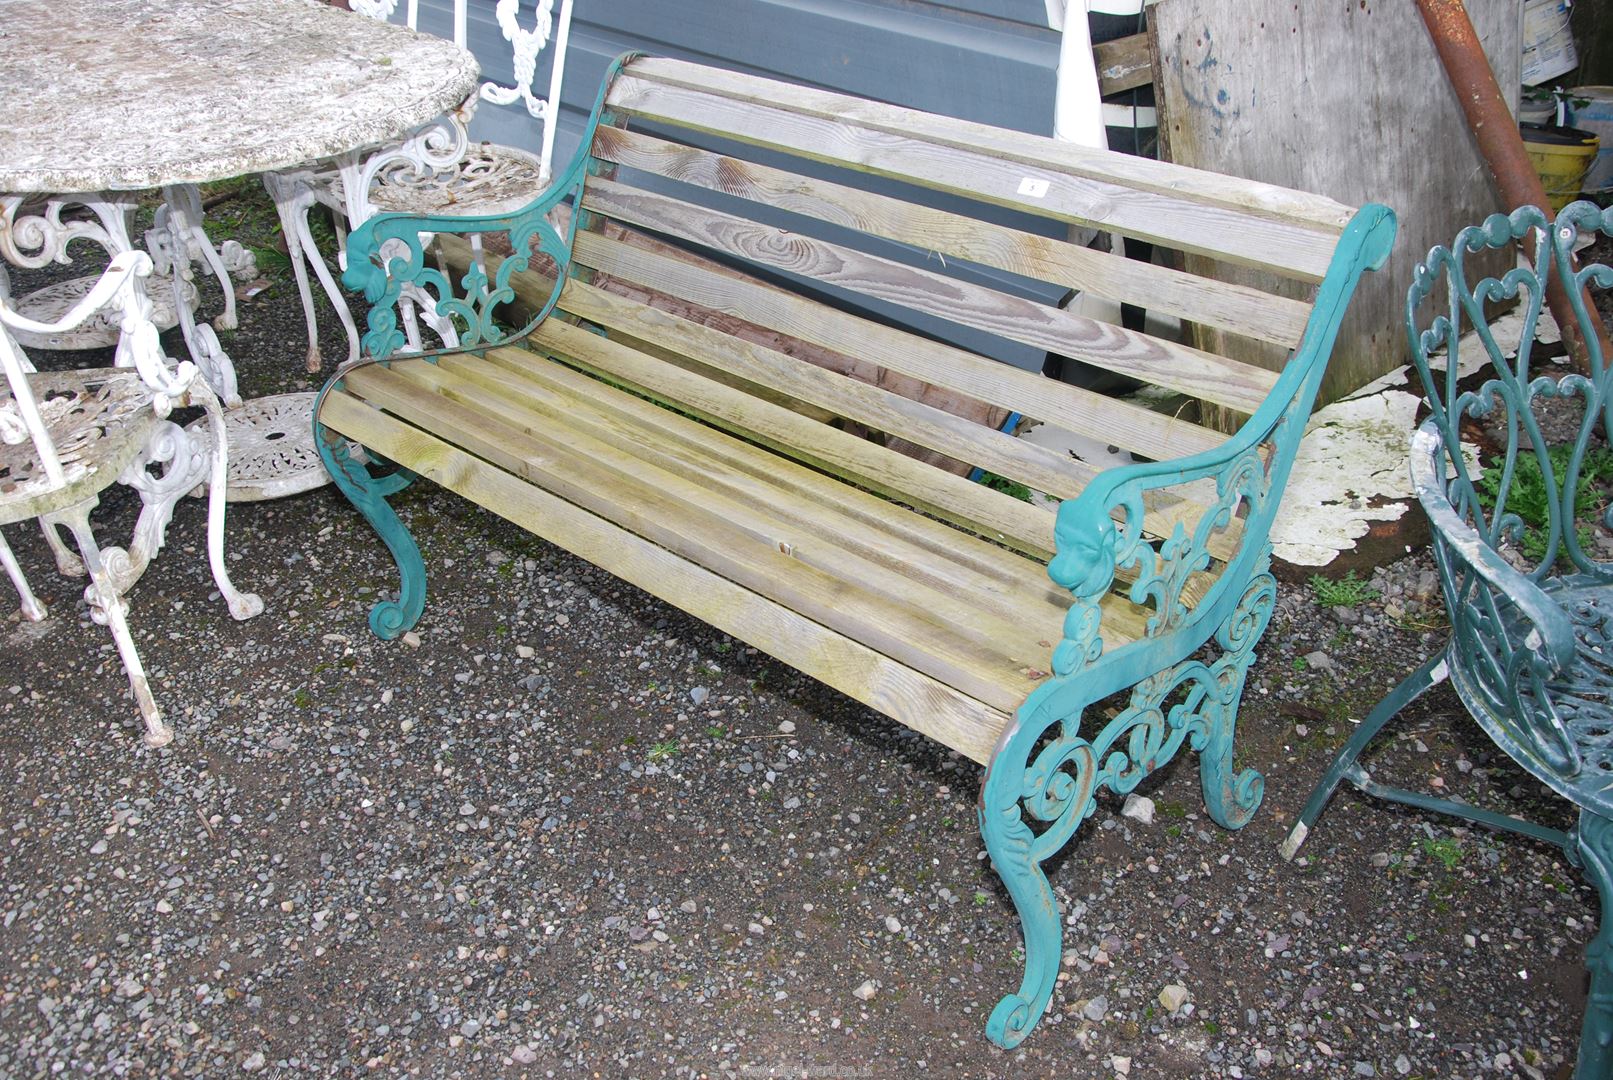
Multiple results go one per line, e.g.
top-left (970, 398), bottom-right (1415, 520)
top-left (605, 73), bottom-right (1341, 282)
top-left (592, 126), bottom-right (1314, 350)
top-left (559, 274), bottom-right (1101, 502)
top-left (568, 229), bottom-right (1226, 463)
top-left (581, 176), bottom-right (1281, 414)
top-left (625, 57), bottom-right (1356, 236)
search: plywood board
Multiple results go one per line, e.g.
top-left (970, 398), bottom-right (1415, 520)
top-left (1150, 0), bottom-right (1521, 408)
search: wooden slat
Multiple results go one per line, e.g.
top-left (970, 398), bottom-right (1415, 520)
top-left (529, 316), bottom-right (1058, 557)
top-left (582, 179), bottom-right (1280, 413)
top-left (536, 310), bottom-right (1241, 568)
top-left (1095, 32), bottom-right (1152, 96)
top-left (572, 231), bottom-right (1225, 462)
top-left (396, 354), bottom-right (1091, 649)
top-left (341, 364), bottom-right (1044, 713)
top-left (558, 276), bottom-right (1098, 500)
top-left (319, 389), bottom-right (1011, 764)
top-left (604, 77), bottom-right (1341, 281)
top-left (590, 127), bottom-right (1312, 349)
top-left (439, 348), bottom-right (1078, 621)
top-left (440, 235), bottom-right (1243, 564)
top-left (621, 57), bottom-right (1356, 235)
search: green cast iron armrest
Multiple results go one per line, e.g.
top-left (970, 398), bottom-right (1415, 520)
top-left (341, 193), bottom-right (579, 361)
top-left (340, 52), bottom-right (642, 363)
top-left (1045, 203), bottom-right (1399, 681)
top-left (1410, 421), bottom-right (1577, 675)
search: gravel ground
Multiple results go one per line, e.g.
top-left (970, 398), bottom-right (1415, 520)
top-left (0, 188), bottom-right (1598, 1078)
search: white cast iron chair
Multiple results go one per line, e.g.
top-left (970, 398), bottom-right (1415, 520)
top-left (265, 0), bottom-right (577, 370)
top-left (0, 252), bottom-right (263, 747)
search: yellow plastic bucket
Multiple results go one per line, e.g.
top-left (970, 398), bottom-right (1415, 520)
top-left (1521, 123), bottom-right (1600, 212)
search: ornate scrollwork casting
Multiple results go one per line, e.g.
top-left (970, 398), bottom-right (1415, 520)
top-left (1048, 440), bottom-right (1275, 679)
top-left (480, 0), bottom-right (563, 124)
top-left (0, 192), bottom-right (135, 269)
top-left (980, 566), bottom-right (1275, 1047)
top-left (343, 142), bottom-right (587, 360)
top-left (1406, 203), bottom-right (1613, 792)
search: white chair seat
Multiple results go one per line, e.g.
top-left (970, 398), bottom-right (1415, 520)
top-left (348, 143), bottom-right (550, 219)
top-left (0, 369), bottom-right (157, 525)
top-left (8, 274), bottom-right (198, 351)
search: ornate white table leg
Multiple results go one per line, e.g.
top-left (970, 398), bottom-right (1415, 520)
top-left (263, 170), bottom-right (361, 372)
top-left (149, 191), bottom-right (240, 407)
top-left (108, 419), bottom-right (211, 594)
top-left (188, 380), bottom-right (263, 620)
top-left (166, 183), bottom-right (240, 331)
top-left (0, 527), bottom-right (47, 622)
top-left (108, 397), bottom-right (262, 619)
top-left (49, 497), bottom-right (173, 747)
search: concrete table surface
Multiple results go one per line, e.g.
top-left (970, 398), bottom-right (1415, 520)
top-left (0, 0), bottom-right (480, 193)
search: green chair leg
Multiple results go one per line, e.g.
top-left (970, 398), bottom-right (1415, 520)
top-left (314, 413), bottom-right (426, 641)
top-left (1280, 649), bottom-right (1450, 861)
top-left (1576, 811), bottom-right (1613, 1078)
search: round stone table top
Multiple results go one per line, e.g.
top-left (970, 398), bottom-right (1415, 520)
top-left (0, 0), bottom-right (480, 193)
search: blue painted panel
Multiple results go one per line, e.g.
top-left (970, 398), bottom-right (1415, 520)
top-left (430, 0), bottom-right (1059, 165)
top-left (416, 0), bottom-right (1068, 369)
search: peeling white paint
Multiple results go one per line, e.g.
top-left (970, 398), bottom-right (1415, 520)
top-left (1012, 278), bottom-right (1555, 569)
top-left (1271, 307), bottom-right (1557, 566)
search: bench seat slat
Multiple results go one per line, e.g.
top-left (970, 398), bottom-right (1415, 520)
top-left (581, 178), bottom-right (1281, 415)
top-left (319, 388), bottom-right (1013, 764)
top-left (535, 309), bottom-right (1240, 578)
top-left (393, 356), bottom-right (1085, 656)
top-left (440, 349), bottom-right (1076, 623)
top-left (624, 57), bottom-right (1357, 236)
top-left (337, 362), bottom-right (1076, 714)
top-left (605, 75), bottom-right (1339, 282)
top-left (531, 315), bottom-right (1060, 557)
top-left (591, 126), bottom-right (1313, 350)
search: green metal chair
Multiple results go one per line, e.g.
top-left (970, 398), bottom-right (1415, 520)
top-left (1282, 201), bottom-right (1613, 1078)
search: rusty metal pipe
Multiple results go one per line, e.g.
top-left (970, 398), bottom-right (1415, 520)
top-left (1416, 0), bottom-right (1608, 374)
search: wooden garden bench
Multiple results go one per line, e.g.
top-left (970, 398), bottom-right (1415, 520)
top-left (314, 54), bottom-right (1396, 1047)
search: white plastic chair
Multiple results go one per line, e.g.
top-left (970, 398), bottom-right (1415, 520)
top-left (267, 0), bottom-right (577, 369)
top-left (0, 252), bottom-right (263, 746)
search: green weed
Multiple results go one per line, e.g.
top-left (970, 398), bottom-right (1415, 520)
top-left (1421, 837), bottom-right (1463, 872)
top-left (1474, 444), bottom-right (1613, 564)
top-left (1308, 570), bottom-right (1380, 608)
top-left (648, 740), bottom-right (679, 763)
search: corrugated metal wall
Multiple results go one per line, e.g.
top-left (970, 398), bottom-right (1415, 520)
top-left (416, 0), bottom-right (1061, 163)
top-left (407, 0), bottom-right (1067, 369)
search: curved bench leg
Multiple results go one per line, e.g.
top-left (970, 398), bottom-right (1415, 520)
top-left (314, 412), bottom-right (425, 641)
top-left (1198, 571), bottom-right (1277, 831)
top-left (978, 709), bottom-right (1088, 1050)
top-left (1279, 648), bottom-right (1449, 861)
top-left (1577, 811), bottom-right (1613, 1078)
top-left (980, 566), bottom-right (1287, 1048)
